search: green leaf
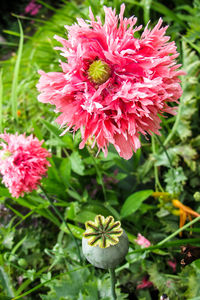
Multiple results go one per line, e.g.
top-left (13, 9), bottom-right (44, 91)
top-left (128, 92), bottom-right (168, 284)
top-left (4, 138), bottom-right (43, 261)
top-left (2, 231), bottom-right (14, 249)
top-left (0, 187), bottom-right (11, 198)
top-left (67, 188), bottom-right (82, 201)
top-left (40, 119), bottom-right (65, 146)
top-left (192, 259), bottom-right (200, 272)
top-left (70, 151), bottom-right (85, 176)
top-left (164, 167), bottom-right (187, 195)
top-left (59, 158), bottom-right (71, 187)
top-left (36, 208), bottom-right (61, 227)
top-left (32, 120), bottom-right (43, 140)
top-left (152, 249), bottom-right (168, 256)
top-left (120, 190), bottom-right (153, 218)
top-left (60, 222), bottom-right (84, 239)
top-left (0, 267), bottom-right (15, 297)
top-left (75, 210), bottom-right (97, 223)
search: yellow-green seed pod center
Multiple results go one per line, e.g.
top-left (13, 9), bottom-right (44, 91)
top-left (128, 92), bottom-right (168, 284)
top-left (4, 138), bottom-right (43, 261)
top-left (2, 150), bottom-right (12, 160)
top-left (88, 60), bottom-right (111, 84)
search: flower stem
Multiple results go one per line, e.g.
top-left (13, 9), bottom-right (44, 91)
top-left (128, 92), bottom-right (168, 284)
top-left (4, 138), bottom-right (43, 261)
top-left (151, 135), bottom-right (164, 192)
top-left (155, 135), bottom-right (176, 191)
top-left (155, 135), bottom-right (173, 168)
top-left (164, 42), bottom-right (186, 147)
top-left (109, 268), bottom-right (117, 300)
top-left (39, 184), bottom-right (82, 264)
top-left (158, 215), bottom-right (200, 246)
top-left (87, 147), bottom-right (107, 202)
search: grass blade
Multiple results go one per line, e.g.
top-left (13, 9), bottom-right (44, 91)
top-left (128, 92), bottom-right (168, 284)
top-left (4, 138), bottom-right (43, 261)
top-left (10, 20), bottom-right (24, 122)
top-left (36, 0), bottom-right (58, 12)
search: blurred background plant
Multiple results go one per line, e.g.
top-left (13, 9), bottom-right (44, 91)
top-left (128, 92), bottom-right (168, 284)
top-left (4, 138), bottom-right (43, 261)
top-left (0, 0), bottom-right (200, 299)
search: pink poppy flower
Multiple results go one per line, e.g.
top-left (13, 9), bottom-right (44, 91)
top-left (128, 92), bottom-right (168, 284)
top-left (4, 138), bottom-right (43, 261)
top-left (137, 276), bottom-right (153, 289)
top-left (37, 4), bottom-right (184, 159)
top-left (0, 133), bottom-right (51, 198)
top-left (135, 233), bottom-right (151, 248)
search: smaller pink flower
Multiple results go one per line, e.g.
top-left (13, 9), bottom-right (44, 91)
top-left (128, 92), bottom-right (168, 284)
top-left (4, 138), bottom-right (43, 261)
top-left (137, 277), bottom-right (153, 289)
top-left (167, 259), bottom-right (177, 272)
top-left (25, 0), bottom-right (42, 16)
top-left (0, 132), bottom-right (51, 198)
top-left (135, 233), bottom-right (151, 248)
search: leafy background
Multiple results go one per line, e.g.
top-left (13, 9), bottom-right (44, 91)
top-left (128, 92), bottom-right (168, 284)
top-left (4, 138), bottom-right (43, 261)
top-left (0, 0), bottom-right (200, 299)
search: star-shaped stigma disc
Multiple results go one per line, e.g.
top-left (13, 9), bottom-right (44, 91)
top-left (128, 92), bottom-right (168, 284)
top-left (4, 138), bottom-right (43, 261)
top-left (83, 215), bottom-right (123, 248)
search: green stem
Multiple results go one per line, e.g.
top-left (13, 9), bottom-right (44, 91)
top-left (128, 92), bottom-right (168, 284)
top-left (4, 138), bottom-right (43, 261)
top-left (87, 147), bottom-right (107, 202)
top-left (127, 238), bottom-right (200, 256)
top-left (164, 40), bottom-right (185, 147)
top-left (163, 103), bottom-right (182, 147)
top-left (39, 185), bottom-right (82, 264)
top-left (155, 135), bottom-right (176, 190)
top-left (151, 135), bottom-right (164, 192)
top-left (155, 135), bottom-right (173, 168)
top-left (157, 215), bottom-right (200, 246)
top-left (13, 210), bottom-right (35, 229)
top-left (109, 268), bottom-right (117, 300)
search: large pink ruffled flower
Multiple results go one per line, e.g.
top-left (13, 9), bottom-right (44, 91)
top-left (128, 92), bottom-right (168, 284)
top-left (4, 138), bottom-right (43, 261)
top-left (37, 4), bottom-right (184, 159)
top-left (0, 133), bottom-right (51, 198)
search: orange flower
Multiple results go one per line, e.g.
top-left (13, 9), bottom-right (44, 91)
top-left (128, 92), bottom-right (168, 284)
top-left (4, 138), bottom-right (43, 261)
top-left (152, 192), bottom-right (200, 236)
top-left (172, 199), bottom-right (200, 236)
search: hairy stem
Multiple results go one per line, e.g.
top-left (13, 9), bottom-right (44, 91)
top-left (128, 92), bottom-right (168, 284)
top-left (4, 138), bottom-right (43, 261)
top-left (109, 268), bottom-right (117, 300)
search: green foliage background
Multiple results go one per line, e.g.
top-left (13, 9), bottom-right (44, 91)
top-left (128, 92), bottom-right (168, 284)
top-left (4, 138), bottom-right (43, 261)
top-left (0, 0), bottom-right (200, 299)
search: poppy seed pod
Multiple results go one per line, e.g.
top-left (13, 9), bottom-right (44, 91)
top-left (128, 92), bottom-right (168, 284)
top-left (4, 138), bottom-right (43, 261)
top-left (82, 215), bottom-right (129, 269)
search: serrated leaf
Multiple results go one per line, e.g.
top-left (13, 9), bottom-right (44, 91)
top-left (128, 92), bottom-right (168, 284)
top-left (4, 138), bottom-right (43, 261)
top-left (2, 231), bottom-right (14, 249)
top-left (120, 190), bottom-right (153, 218)
top-left (164, 167), bottom-right (187, 195)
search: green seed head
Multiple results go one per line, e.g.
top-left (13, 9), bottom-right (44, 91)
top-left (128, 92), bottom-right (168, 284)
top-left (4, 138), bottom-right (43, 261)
top-left (88, 60), bottom-right (111, 85)
top-left (83, 215), bottom-right (123, 248)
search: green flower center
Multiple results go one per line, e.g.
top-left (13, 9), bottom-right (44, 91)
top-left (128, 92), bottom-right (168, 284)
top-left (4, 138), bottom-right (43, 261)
top-left (83, 215), bottom-right (123, 248)
top-left (1, 150), bottom-right (12, 160)
top-left (88, 60), bottom-right (111, 85)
